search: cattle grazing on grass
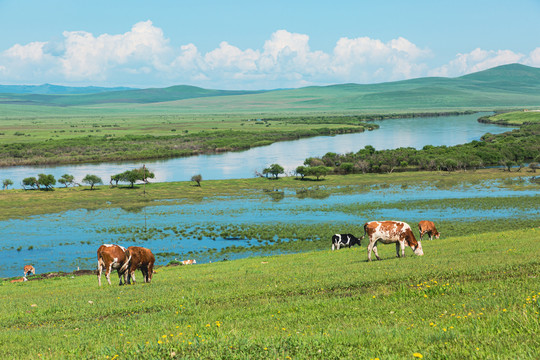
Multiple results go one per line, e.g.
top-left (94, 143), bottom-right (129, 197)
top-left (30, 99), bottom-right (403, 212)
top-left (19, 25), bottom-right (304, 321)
top-left (418, 220), bottom-right (440, 241)
top-left (331, 234), bottom-right (361, 250)
top-left (24, 265), bottom-right (35, 276)
top-left (126, 246), bottom-right (155, 284)
top-left (97, 244), bottom-right (131, 286)
top-left (181, 259), bottom-right (196, 265)
top-left (362, 221), bottom-right (424, 261)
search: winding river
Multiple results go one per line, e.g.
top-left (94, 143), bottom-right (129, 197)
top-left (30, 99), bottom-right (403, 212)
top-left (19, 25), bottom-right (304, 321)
top-left (1, 112), bottom-right (510, 188)
top-left (2, 112), bottom-right (532, 278)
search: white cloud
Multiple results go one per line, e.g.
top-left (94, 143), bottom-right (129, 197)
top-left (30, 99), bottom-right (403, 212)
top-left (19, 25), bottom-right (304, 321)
top-left (0, 22), bottom-right (538, 88)
top-left (431, 48), bottom-right (524, 77)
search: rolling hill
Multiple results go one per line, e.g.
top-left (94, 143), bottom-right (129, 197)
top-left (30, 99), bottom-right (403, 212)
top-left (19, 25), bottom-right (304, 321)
top-left (1, 63), bottom-right (540, 111)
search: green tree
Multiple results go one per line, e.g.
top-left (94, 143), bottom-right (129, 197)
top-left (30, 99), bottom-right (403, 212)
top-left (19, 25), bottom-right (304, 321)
top-left (58, 174), bottom-right (75, 188)
top-left (37, 173), bottom-right (56, 190)
top-left (295, 166), bottom-right (307, 179)
top-left (191, 174), bottom-right (202, 187)
top-left (82, 174), bottom-right (103, 190)
top-left (116, 167), bottom-right (155, 188)
top-left (2, 179), bottom-right (13, 190)
top-left (262, 164), bottom-right (284, 179)
top-left (22, 177), bottom-right (38, 190)
top-left (306, 166), bottom-right (332, 180)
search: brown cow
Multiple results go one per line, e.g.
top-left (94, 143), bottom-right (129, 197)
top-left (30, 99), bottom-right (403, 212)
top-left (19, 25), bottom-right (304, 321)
top-left (126, 246), bottom-right (155, 284)
top-left (362, 221), bottom-right (424, 261)
top-left (97, 244), bottom-right (131, 286)
top-left (24, 265), bottom-right (36, 276)
top-left (418, 220), bottom-right (440, 241)
top-left (10, 276), bottom-right (27, 283)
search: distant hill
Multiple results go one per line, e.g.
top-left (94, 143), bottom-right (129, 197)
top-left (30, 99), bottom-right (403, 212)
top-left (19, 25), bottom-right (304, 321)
top-left (0, 83), bottom-right (135, 95)
top-left (1, 63), bottom-right (540, 111)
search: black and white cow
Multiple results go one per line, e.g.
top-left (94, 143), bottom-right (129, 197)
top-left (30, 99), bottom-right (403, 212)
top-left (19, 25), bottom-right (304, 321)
top-left (331, 234), bottom-right (362, 250)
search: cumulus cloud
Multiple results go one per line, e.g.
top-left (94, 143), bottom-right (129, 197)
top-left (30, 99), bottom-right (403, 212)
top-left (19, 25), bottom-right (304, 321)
top-left (430, 48), bottom-right (525, 77)
top-left (0, 21), bottom-right (538, 88)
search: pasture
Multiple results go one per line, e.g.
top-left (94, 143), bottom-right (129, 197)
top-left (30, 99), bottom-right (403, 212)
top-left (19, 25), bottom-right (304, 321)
top-left (1, 227), bottom-right (539, 359)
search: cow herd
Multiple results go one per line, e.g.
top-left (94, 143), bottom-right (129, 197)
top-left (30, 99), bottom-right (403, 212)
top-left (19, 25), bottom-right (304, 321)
top-left (13, 220), bottom-right (439, 286)
top-left (97, 244), bottom-right (155, 286)
top-left (332, 220), bottom-right (440, 261)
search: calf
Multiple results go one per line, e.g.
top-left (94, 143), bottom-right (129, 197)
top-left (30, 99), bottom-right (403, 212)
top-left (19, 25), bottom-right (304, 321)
top-left (23, 265), bottom-right (35, 276)
top-left (10, 276), bottom-right (27, 283)
top-left (331, 234), bottom-right (361, 250)
top-left (97, 244), bottom-right (131, 286)
top-left (362, 221), bottom-right (424, 261)
top-left (418, 220), bottom-right (440, 240)
top-left (126, 246), bottom-right (155, 284)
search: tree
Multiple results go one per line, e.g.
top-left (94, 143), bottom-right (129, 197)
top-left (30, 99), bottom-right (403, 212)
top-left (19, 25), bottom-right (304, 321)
top-left (2, 179), bottom-right (13, 190)
top-left (37, 173), bottom-right (56, 190)
top-left (262, 164), bottom-right (284, 179)
top-left (110, 173), bottom-right (121, 186)
top-left (306, 166), bottom-right (332, 180)
top-left (22, 177), bottom-right (38, 190)
top-left (58, 174), bottom-right (75, 188)
top-left (295, 166), bottom-right (307, 179)
top-left (82, 174), bottom-right (103, 190)
top-left (115, 167), bottom-right (155, 188)
top-left (191, 174), bottom-right (202, 187)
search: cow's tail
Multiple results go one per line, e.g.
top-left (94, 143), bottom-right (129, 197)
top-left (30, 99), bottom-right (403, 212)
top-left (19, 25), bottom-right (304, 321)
top-left (360, 222), bottom-right (368, 243)
top-left (120, 248), bottom-right (132, 274)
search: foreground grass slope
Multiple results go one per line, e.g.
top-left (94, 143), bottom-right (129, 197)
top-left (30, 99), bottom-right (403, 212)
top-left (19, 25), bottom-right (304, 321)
top-left (1, 227), bottom-right (539, 359)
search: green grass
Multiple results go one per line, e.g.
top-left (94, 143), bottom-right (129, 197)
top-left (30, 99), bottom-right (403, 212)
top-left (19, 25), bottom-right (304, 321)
top-left (1, 227), bottom-right (539, 359)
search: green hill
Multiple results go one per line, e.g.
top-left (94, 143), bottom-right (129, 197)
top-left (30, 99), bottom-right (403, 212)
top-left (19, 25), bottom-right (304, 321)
top-left (1, 63), bottom-right (540, 111)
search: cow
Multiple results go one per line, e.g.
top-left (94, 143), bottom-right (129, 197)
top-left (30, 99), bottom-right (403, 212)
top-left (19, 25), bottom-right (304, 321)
top-left (23, 265), bottom-right (35, 276)
top-left (97, 244), bottom-right (131, 286)
top-left (126, 246), bottom-right (155, 284)
top-left (361, 221), bottom-right (424, 261)
top-left (418, 220), bottom-right (440, 241)
top-left (10, 276), bottom-right (27, 283)
top-left (331, 234), bottom-right (361, 250)
top-left (181, 259), bottom-right (196, 265)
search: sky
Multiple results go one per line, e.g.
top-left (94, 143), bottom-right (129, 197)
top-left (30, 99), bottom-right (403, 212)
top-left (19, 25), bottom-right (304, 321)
top-left (1, 0), bottom-right (540, 90)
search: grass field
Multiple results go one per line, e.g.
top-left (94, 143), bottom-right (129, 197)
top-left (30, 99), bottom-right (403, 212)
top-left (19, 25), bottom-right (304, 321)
top-left (1, 227), bottom-right (539, 359)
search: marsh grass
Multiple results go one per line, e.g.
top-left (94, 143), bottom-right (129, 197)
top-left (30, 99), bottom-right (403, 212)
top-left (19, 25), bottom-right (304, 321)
top-left (0, 169), bottom-right (533, 221)
top-left (1, 228), bottom-right (539, 359)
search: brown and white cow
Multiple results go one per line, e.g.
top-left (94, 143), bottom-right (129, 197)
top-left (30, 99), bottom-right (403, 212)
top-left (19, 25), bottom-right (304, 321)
top-left (418, 220), bottom-right (440, 241)
top-left (362, 221), bottom-right (424, 261)
top-left (181, 259), bottom-right (196, 265)
top-left (97, 244), bottom-right (131, 286)
top-left (126, 246), bottom-right (155, 284)
top-left (23, 265), bottom-right (36, 276)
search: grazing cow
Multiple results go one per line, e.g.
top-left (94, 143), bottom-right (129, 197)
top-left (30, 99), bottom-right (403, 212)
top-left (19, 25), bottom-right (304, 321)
top-left (418, 220), bottom-right (440, 241)
top-left (362, 221), bottom-right (424, 261)
top-left (331, 234), bottom-right (362, 250)
top-left (23, 265), bottom-right (35, 276)
top-left (181, 259), bottom-right (196, 265)
top-left (97, 244), bottom-right (131, 286)
top-left (126, 246), bottom-right (155, 284)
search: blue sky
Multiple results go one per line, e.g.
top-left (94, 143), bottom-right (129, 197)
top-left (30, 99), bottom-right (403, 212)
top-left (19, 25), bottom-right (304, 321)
top-left (1, 0), bottom-right (539, 89)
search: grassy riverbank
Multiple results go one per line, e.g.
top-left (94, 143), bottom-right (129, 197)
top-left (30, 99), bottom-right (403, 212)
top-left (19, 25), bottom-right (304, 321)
top-left (0, 169), bottom-right (535, 221)
top-left (2, 226), bottom-right (539, 359)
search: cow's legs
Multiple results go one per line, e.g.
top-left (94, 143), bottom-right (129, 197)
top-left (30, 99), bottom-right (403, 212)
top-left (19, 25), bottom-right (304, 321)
top-left (332, 243), bottom-right (335, 251)
top-left (428, 231), bottom-right (433, 241)
top-left (372, 244), bottom-right (381, 260)
top-left (367, 240), bottom-right (374, 261)
top-left (397, 241), bottom-right (406, 257)
top-left (97, 262), bottom-right (103, 286)
top-left (105, 264), bottom-right (113, 285)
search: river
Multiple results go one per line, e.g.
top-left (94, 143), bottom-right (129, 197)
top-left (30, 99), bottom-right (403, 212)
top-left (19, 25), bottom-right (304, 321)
top-left (0, 112), bottom-right (511, 188)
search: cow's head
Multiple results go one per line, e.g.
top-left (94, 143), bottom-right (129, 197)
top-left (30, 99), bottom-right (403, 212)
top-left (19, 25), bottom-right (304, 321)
top-left (434, 232), bottom-right (440, 239)
top-left (406, 229), bottom-right (424, 256)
